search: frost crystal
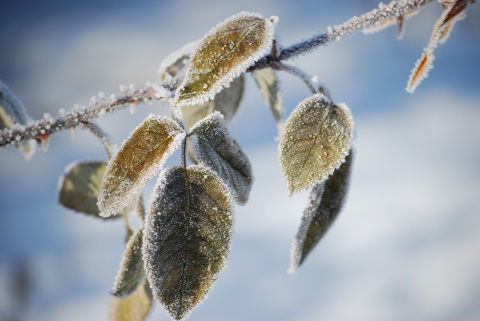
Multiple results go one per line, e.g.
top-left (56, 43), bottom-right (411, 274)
top-left (191, 112), bottom-right (252, 204)
top-left (174, 12), bottom-right (276, 107)
top-left (279, 94), bottom-right (353, 195)
top-left (289, 151), bottom-right (353, 273)
top-left (98, 115), bottom-right (185, 218)
top-left (113, 229), bottom-right (145, 297)
top-left (254, 67), bottom-right (285, 133)
top-left (143, 165), bottom-right (233, 320)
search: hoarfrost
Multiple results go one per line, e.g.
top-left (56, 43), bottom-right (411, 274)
top-left (112, 229), bottom-right (145, 297)
top-left (289, 151), bottom-right (353, 273)
top-left (143, 165), bottom-right (232, 320)
top-left (191, 112), bottom-right (252, 204)
top-left (279, 94), bottom-right (353, 195)
top-left (98, 115), bottom-right (185, 218)
top-left (174, 12), bottom-right (276, 107)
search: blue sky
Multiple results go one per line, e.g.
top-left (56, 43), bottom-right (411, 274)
top-left (1, 1), bottom-right (479, 320)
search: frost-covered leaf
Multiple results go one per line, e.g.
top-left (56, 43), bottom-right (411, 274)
top-left (289, 151), bottom-right (353, 273)
top-left (98, 115), bottom-right (185, 218)
top-left (254, 67), bottom-right (284, 132)
top-left (181, 75), bottom-right (244, 130)
top-left (158, 42), bottom-right (197, 82)
top-left (58, 161), bottom-right (118, 218)
top-left (143, 165), bottom-right (232, 320)
top-left (113, 229), bottom-right (145, 297)
top-left (279, 94), bottom-right (353, 194)
top-left (0, 80), bottom-right (36, 159)
top-left (191, 112), bottom-right (252, 204)
top-left (110, 280), bottom-right (153, 321)
top-left (174, 12), bottom-right (276, 107)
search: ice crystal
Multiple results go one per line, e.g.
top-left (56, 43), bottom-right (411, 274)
top-left (254, 67), bottom-right (285, 133)
top-left (191, 112), bottom-right (252, 204)
top-left (279, 94), bottom-right (353, 195)
top-left (113, 229), bottom-right (145, 297)
top-left (143, 165), bottom-right (232, 320)
top-left (174, 12), bottom-right (276, 107)
top-left (289, 151), bottom-right (353, 273)
top-left (98, 115), bottom-right (185, 218)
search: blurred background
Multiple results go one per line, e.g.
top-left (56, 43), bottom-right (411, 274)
top-left (1, 0), bottom-right (479, 320)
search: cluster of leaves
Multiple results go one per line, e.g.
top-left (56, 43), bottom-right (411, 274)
top-left (55, 12), bottom-right (354, 321)
top-left (1, 2), bottom-right (475, 320)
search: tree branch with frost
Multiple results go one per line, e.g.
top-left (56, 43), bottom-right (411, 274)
top-left (0, 84), bottom-right (172, 148)
top-left (251, 0), bottom-right (434, 69)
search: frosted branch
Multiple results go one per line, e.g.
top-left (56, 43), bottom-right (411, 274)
top-left (251, 0), bottom-right (434, 69)
top-left (0, 84), bottom-right (173, 148)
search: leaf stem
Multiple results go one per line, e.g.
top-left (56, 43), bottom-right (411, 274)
top-left (275, 62), bottom-right (318, 94)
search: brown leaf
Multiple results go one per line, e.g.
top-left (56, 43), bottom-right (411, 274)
top-left (109, 280), bottom-right (153, 321)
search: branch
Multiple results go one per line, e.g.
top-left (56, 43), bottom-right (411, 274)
top-left (251, 0), bottom-right (434, 69)
top-left (0, 84), bottom-right (172, 148)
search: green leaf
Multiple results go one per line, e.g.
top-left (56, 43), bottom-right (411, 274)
top-left (143, 165), bottom-right (232, 320)
top-left (113, 229), bottom-right (145, 297)
top-left (279, 94), bottom-right (353, 194)
top-left (98, 115), bottom-right (185, 218)
top-left (191, 112), bottom-right (252, 204)
top-left (181, 75), bottom-right (244, 130)
top-left (58, 161), bottom-right (117, 218)
top-left (289, 151), bottom-right (353, 272)
top-left (254, 67), bottom-right (284, 132)
top-left (110, 280), bottom-right (153, 321)
top-left (174, 12), bottom-right (276, 107)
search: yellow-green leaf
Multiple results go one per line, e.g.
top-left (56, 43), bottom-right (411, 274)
top-left (254, 67), bottom-right (284, 132)
top-left (279, 94), bottom-right (353, 194)
top-left (58, 161), bottom-right (117, 218)
top-left (174, 12), bottom-right (276, 107)
top-left (289, 151), bottom-right (353, 272)
top-left (143, 165), bottom-right (232, 320)
top-left (113, 229), bottom-right (145, 297)
top-left (110, 280), bottom-right (153, 321)
top-left (98, 115), bottom-right (185, 218)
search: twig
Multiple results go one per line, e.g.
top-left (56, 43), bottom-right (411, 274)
top-left (251, 0), bottom-right (434, 70)
top-left (0, 84), bottom-right (172, 148)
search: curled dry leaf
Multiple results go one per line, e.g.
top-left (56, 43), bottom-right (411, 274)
top-left (279, 94), bottom-right (353, 195)
top-left (407, 0), bottom-right (470, 93)
top-left (113, 229), bottom-right (145, 297)
top-left (58, 161), bottom-right (119, 219)
top-left (174, 12), bottom-right (276, 107)
top-left (191, 112), bottom-right (252, 204)
top-left (254, 67), bottom-right (285, 132)
top-left (289, 151), bottom-right (353, 273)
top-left (158, 41), bottom-right (198, 82)
top-left (98, 115), bottom-right (185, 218)
top-left (110, 280), bottom-right (153, 321)
top-left (143, 165), bottom-right (232, 320)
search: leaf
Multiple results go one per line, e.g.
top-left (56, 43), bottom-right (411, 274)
top-left (143, 165), bottom-right (232, 320)
top-left (191, 112), bottom-right (252, 204)
top-left (158, 41), bottom-right (198, 82)
top-left (98, 115), bottom-right (185, 218)
top-left (254, 67), bottom-right (284, 132)
top-left (181, 75), bottom-right (244, 130)
top-left (289, 151), bottom-right (354, 273)
top-left (110, 280), bottom-right (153, 321)
top-left (279, 94), bottom-right (353, 195)
top-left (0, 80), bottom-right (36, 159)
top-left (58, 161), bottom-right (119, 219)
top-left (113, 229), bottom-right (145, 297)
top-left (174, 12), bottom-right (276, 107)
